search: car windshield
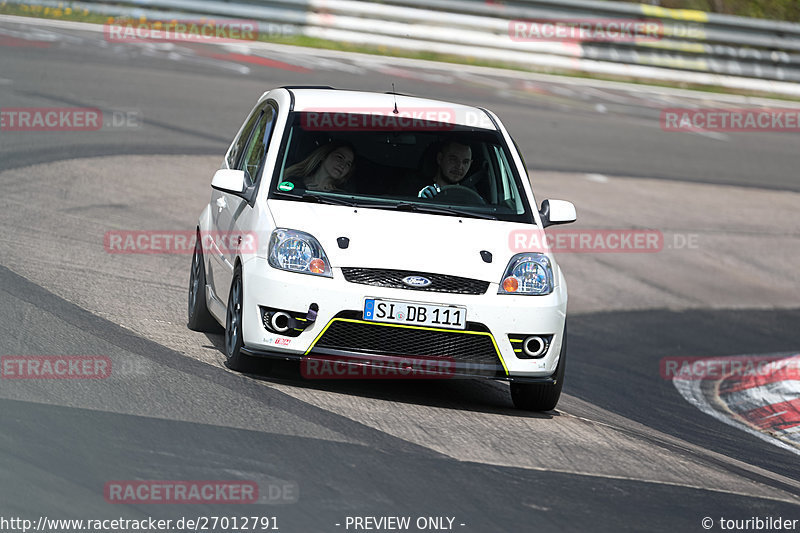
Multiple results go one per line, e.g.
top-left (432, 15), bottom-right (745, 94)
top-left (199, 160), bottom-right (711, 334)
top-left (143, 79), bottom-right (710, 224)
top-left (270, 111), bottom-right (534, 223)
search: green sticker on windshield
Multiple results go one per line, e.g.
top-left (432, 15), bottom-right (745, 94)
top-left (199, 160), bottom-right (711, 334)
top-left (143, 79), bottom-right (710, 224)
top-left (277, 181), bottom-right (294, 192)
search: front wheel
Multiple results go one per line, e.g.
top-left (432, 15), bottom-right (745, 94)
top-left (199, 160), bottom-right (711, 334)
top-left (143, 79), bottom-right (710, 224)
top-left (510, 330), bottom-right (567, 412)
top-left (188, 235), bottom-right (221, 332)
top-left (224, 266), bottom-right (253, 372)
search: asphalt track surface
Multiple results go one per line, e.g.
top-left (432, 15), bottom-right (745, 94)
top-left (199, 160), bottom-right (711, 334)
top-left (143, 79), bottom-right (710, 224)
top-left (1, 16), bottom-right (800, 533)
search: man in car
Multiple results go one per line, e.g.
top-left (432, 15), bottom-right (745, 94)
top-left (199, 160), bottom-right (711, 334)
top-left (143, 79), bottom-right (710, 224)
top-left (417, 140), bottom-right (473, 198)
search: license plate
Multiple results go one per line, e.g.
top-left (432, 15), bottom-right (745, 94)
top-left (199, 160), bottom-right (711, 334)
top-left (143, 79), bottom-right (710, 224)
top-left (363, 298), bottom-right (466, 330)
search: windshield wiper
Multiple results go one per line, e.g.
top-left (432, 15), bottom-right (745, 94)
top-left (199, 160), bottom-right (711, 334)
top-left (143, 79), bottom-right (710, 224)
top-left (274, 192), bottom-right (497, 219)
top-left (273, 190), bottom-right (358, 207)
top-left (393, 202), bottom-right (497, 220)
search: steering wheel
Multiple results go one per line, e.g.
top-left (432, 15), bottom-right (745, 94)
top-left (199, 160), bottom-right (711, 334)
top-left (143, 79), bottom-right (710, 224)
top-left (435, 185), bottom-right (486, 205)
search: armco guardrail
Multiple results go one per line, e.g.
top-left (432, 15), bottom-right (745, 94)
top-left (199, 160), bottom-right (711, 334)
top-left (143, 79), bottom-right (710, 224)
top-left (6, 0), bottom-right (800, 96)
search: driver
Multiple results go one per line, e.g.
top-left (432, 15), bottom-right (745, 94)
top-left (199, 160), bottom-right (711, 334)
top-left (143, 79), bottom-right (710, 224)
top-left (417, 140), bottom-right (473, 198)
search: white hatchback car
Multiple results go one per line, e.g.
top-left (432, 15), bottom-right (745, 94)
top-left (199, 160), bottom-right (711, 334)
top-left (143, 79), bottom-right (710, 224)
top-left (188, 86), bottom-right (577, 411)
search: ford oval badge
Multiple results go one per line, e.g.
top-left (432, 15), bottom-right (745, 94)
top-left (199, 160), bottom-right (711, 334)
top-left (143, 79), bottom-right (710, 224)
top-left (402, 276), bottom-right (432, 288)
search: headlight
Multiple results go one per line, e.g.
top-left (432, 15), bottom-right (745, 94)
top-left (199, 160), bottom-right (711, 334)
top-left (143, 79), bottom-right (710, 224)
top-left (498, 253), bottom-right (553, 295)
top-left (268, 229), bottom-right (332, 277)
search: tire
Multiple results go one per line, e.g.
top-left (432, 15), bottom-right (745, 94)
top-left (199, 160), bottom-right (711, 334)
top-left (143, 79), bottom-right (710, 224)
top-left (224, 265), bottom-right (253, 372)
top-left (188, 235), bottom-right (221, 332)
top-left (510, 329), bottom-right (567, 412)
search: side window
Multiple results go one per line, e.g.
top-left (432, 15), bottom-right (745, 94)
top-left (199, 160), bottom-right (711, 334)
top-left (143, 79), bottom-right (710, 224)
top-left (227, 108), bottom-right (261, 169)
top-left (240, 106), bottom-right (277, 186)
top-left (493, 146), bottom-right (524, 213)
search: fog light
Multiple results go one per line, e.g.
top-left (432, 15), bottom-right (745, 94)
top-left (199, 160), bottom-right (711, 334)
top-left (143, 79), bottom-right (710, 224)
top-left (508, 333), bottom-right (552, 359)
top-left (523, 336), bottom-right (546, 357)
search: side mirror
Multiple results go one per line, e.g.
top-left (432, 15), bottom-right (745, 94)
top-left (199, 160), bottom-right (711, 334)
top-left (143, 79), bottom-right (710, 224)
top-left (211, 169), bottom-right (247, 195)
top-left (539, 199), bottom-right (577, 228)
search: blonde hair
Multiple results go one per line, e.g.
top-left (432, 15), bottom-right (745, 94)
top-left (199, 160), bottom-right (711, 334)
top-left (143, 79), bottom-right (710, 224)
top-left (284, 141), bottom-right (355, 190)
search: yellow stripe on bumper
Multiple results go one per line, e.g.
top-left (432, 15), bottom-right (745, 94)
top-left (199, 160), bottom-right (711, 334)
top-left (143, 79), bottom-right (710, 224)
top-left (305, 317), bottom-right (509, 375)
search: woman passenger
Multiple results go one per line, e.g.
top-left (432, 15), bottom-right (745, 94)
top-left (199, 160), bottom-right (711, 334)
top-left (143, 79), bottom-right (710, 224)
top-left (284, 141), bottom-right (356, 192)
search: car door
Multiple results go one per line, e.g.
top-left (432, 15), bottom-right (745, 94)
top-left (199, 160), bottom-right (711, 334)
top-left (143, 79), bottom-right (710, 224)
top-left (209, 103), bottom-right (277, 305)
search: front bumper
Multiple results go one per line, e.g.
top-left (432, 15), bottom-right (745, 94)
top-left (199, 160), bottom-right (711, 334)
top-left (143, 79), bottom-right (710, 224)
top-left (240, 257), bottom-right (567, 378)
top-left (240, 345), bottom-right (560, 384)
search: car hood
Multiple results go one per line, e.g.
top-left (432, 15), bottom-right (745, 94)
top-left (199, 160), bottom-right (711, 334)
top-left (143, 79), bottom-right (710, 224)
top-left (267, 199), bottom-right (534, 282)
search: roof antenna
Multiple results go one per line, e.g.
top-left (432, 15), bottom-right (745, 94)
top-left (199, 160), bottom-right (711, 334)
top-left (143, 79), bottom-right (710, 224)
top-left (392, 83), bottom-right (399, 114)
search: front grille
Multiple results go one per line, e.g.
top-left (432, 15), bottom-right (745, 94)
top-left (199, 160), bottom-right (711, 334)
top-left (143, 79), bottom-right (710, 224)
top-left (341, 267), bottom-right (489, 295)
top-left (310, 313), bottom-right (504, 375)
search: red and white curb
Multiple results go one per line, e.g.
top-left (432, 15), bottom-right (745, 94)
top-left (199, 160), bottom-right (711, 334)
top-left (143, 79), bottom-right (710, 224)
top-left (672, 352), bottom-right (800, 456)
